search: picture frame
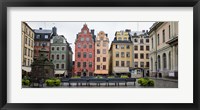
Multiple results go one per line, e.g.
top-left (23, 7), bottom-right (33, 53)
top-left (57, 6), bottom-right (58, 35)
top-left (0, 0), bottom-right (199, 110)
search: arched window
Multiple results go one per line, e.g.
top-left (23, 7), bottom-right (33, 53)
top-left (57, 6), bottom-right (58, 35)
top-left (151, 58), bottom-right (153, 71)
top-left (163, 53), bottom-right (167, 69)
top-left (57, 54), bottom-right (59, 60)
top-left (158, 55), bottom-right (161, 70)
top-left (169, 52), bottom-right (171, 70)
top-left (52, 54), bottom-right (54, 60)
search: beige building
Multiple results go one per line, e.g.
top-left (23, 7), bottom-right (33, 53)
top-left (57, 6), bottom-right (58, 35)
top-left (129, 30), bottom-right (150, 78)
top-left (94, 31), bottom-right (109, 76)
top-left (21, 22), bottom-right (34, 76)
top-left (109, 31), bottom-right (133, 76)
top-left (149, 22), bottom-right (178, 78)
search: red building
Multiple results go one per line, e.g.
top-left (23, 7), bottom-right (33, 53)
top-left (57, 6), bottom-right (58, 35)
top-left (74, 24), bottom-right (95, 76)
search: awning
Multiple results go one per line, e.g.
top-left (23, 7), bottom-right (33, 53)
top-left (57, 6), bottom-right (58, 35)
top-left (94, 70), bottom-right (109, 74)
top-left (55, 70), bottom-right (65, 75)
top-left (22, 66), bottom-right (31, 72)
top-left (113, 67), bottom-right (130, 73)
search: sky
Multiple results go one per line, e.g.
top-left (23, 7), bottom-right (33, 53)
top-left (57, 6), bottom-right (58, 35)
top-left (26, 22), bottom-right (155, 60)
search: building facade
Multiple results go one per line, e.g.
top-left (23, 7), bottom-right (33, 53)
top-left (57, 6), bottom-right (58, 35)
top-left (50, 34), bottom-right (72, 77)
top-left (109, 31), bottom-right (133, 76)
top-left (74, 24), bottom-right (95, 76)
top-left (94, 31), bottom-right (109, 76)
top-left (21, 22), bottom-right (35, 77)
top-left (129, 30), bottom-right (150, 78)
top-left (149, 22), bottom-right (178, 78)
top-left (33, 27), bottom-right (54, 59)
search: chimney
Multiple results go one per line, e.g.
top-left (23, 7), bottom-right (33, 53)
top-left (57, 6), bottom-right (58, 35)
top-left (125, 29), bottom-right (131, 32)
top-left (91, 29), bottom-right (95, 35)
top-left (105, 34), bottom-right (108, 37)
top-left (52, 26), bottom-right (57, 36)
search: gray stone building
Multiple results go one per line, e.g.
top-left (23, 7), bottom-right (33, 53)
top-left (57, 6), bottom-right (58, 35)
top-left (50, 28), bottom-right (73, 77)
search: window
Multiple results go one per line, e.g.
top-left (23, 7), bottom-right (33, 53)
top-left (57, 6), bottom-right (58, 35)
top-left (28, 49), bottom-right (30, 56)
top-left (78, 62), bottom-right (81, 67)
top-left (116, 52), bottom-right (119, 57)
top-left (146, 62), bottom-right (149, 67)
top-left (121, 45), bottom-right (124, 49)
top-left (81, 38), bottom-right (84, 41)
top-left (62, 47), bottom-right (65, 50)
top-left (62, 54), bottom-right (64, 60)
top-left (124, 38), bottom-right (127, 40)
top-left (83, 52), bottom-right (87, 58)
top-left (83, 62), bottom-right (87, 67)
top-left (121, 61), bottom-right (125, 67)
top-left (146, 39), bottom-right (149, 43)
top-left (134, 39), bottom-right (138, 42)
top-left (27, 59), bottom-right (29, 66)
top-left (86, 38), bottom-right (89, 41)
top-left (126, 52), bottom-right (130, 57)
top-left (83, 44), bottom-right (87, 48)
top-left (100, 37), bottom-right (104, 40)
top-left (97, 57), bottom-right (100, 62)
top-left (146, 53), bottom-right (149, 59)
top-left (151, 58), bottom-right (153, 70)
top-left (45, 35), bottom-right (48, 39)
top-left (134, 46), bottom-right (138, 50)
top-left (116, 61), bottom-right (119, 66)
top-left (62, 64), bottom-right (64, 69)
top-left (121, 52), bottom-right (125, 58)
top-left (103, 57), bottom-right (106, 62)
top-left (103, 43), bottom-right (106, 47)
top-left (97, 43), bottom-right (100, 47)
top-left (84, 30), bottom-right (87, 34)
top-left (116, 45), bottom-right (120, 49)
top-left (78, 52), bottom-right (81, 58)
top-left (56, 64), bottom-right (59, 69)
top-left (140, 46), bottom-right (144, 50)
top-left (168, 52), bottom-right (171, 70)
top-left (57, 47), bottom-right (59, 51)
top-left (103, 49), bottom-right (106, 54)
top-left (163, 29), bottom-right (165, 42)
top-left (134, 62), bottom-right (138, 67)
top-left (169, 25), bottom-right (171, 39)
top-left (103, 65), bottom-right (106, 70)
top-left (52, 54), bottom-right (54, 60)
top-left (97, 49), bottom-right (100, 54)
top-left (140, 53), bottom-right (144, 59)
top-left (140, 62), bottom-right (144, 67)
top-left (157, 34), bottom-right (160, 45)
top-left (118, 37), bottom-right (122, 40)
top-left (36, 35), bottom-right (40, 39)
top-left (127, 61), bottom-right (130, 67)
top-left (126, 45), bottom-right (130, 49)
top-left (151, 38), bottom-right (153, 49)
top-left (146, 46), bottom-right (149, 51)
top-left (163, 53), bottom-right (167, 69)
top-left (89, 62), bottom-right (92, 68)
top-left (89, 53), bottom-right (92, 58)
top-left (57, 54), bottom-right (59, 60)
top-left (140, 39), bottom-right (143, 44)
top-left (135, 53), bottom-right (138, 59)
top-left (97, 65), bottom-right (100, 70)
top-left (158, 55), bottom-right (161, 69)
top-left (78, 44), bottom-right (81, 48)
top-left (89, 45), bottom-right (92, 48)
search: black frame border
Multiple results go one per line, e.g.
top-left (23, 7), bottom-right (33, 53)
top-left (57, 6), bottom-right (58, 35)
top-left (0, 0), bottom-right (199, 110)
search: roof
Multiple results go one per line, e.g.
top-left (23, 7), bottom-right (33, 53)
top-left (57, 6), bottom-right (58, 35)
top-left (34, 29), bottom-right (52, 34)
